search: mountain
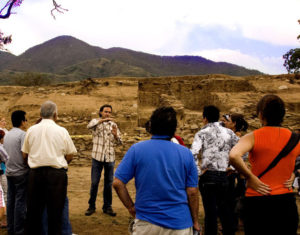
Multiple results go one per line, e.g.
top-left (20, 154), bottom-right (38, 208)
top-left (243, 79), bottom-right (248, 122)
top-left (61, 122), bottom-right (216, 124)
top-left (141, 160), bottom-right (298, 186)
top-left (0, 51), bottom-right (16, 70)
top-left (0, 35), bottom-right (263, 84)
top-left (4, 36), bottom-right (106, 73)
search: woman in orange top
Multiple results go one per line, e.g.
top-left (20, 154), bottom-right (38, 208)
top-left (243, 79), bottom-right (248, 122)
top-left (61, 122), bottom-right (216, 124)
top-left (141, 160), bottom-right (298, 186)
top-left (229, 94), bottom-right (300, 235)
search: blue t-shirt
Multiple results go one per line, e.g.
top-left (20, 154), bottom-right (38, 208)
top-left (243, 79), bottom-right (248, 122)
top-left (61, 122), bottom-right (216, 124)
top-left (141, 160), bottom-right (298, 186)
top-left (115, 135), bottom-right (198, 229)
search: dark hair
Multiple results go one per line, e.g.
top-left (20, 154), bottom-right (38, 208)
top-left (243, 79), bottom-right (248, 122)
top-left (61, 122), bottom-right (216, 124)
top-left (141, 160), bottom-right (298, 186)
top-left (230, 113), bottom-right (248, 132)
top-left (256, 94), bottom-right (285, 126)
top-left (11, 110), bottom-right (26, 128)
top-left (149, 107), bottom-right (177, 137)
top-left (99, 104), bottom-right (112, 117)
top-left (0, 130), bottom-right (5, 140)
top-left (144, 120), bottom-right (151, 133)
top-left (203, 105), bottom-right (220, 123)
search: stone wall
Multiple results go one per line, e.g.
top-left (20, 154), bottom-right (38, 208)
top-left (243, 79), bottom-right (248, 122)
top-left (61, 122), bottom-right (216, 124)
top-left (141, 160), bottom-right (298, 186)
top-left (136, 75), bottom-right (258, 146)
top-left (138, 76), bottom-right (256, 111)
top-left (70, 128), bottom-right (151, 166)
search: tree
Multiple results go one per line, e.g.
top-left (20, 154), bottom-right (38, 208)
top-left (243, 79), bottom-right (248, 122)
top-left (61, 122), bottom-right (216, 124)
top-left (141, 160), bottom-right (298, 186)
top-left (0, 0), bottom-right (66, 49)
top-left (283, 20), bottom-right (300, 74)
top-left (0, 0), bottom-right (22, 19)
top-left (283, 48), bottom-right (300, 74)
top-left (0, 31), bottom-right (12, 50)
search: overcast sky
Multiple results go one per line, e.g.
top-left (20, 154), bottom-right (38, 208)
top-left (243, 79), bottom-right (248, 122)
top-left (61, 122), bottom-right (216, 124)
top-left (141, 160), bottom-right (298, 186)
top-left (1, 0), bottom-right (300, 74)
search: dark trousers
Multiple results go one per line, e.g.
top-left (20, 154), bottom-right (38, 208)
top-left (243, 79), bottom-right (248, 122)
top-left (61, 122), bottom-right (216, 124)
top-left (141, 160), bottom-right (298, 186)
top-left (199, 171), bottom-right (235, 235)
top-left (25, 167), bottom-right (67, 235)
top-left (227, 173), bottom-right (246, 231)
top-left (243, 193), bottom-right (298, 235)
top-left (7, 174), bottom-right (28, 235)
top-left (41, 197), bottom-right (72, 235)
top-left (88, 159), bottom-right (115, 210)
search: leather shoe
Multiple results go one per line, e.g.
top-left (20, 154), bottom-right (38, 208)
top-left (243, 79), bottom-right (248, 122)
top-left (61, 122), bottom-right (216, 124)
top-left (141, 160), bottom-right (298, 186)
top-left (103, 208), bottom-right (116, 216)
top-left (85, 208), bottom-right (95, 216)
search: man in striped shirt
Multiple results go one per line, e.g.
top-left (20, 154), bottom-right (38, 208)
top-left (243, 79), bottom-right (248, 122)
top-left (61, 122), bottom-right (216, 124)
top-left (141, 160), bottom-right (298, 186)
top-left (85, 104), bottom-right (122, 217)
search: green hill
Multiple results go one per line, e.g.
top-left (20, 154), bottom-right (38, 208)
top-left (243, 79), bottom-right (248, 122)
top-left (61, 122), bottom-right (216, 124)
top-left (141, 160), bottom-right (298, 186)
top-left (0, 35), bottom-right (263, 85)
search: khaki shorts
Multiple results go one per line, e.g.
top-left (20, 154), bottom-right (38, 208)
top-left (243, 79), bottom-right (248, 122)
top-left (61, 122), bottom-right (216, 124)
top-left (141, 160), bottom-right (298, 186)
top-left (131, 219), bottom-right (193, 235)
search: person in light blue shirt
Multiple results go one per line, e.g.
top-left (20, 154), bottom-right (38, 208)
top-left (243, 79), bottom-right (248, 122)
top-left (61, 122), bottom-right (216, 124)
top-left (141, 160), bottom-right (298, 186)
top-left (113, 107), bottom-right (200, 235)
top-left (4, 110), bottom-right (28, 235)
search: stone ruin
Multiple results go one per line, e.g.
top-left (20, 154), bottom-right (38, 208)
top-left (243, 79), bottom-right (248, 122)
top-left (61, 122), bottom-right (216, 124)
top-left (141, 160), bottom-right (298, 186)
top-left (0, 74), bottom-right (299, 166)
top-left (67, 75), bottom-right (300, 166)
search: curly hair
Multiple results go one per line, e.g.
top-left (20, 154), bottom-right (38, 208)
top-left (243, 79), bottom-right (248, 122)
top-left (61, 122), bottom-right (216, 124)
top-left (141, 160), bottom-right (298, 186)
top-left (149, 107), bottom-right (177, 137)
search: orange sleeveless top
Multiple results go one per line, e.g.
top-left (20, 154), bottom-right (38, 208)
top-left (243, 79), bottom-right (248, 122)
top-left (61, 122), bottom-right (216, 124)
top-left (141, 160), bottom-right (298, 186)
top-left (246, 127), bottom-right (300, 197)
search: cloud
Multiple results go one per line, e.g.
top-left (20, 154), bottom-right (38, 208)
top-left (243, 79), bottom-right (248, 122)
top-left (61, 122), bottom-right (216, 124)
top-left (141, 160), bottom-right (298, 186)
top-left (180, 0), bottom-right (300, 46)
top-left (1, 0), bottom-right (299, 75)
top-left (194, 48), bottom-right (286, 74)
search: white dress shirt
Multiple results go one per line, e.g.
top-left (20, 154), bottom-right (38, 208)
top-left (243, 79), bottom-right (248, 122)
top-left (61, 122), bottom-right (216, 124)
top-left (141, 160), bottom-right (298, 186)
top-left (22, 119), bottom-right (77, 169)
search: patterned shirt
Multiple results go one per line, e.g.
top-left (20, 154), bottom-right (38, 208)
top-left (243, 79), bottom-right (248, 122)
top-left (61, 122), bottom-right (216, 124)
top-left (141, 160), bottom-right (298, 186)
top-left (87, 118), bottom-right (122, 162)
top-left (190, 122), bottom-right (239, 175)
top-left (0, 143), bottom-right (9, 163)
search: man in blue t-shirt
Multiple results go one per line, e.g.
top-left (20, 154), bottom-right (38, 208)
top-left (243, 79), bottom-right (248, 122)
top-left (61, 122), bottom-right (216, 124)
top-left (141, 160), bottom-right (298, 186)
top-left (113, 107), bottom-right (200, 235)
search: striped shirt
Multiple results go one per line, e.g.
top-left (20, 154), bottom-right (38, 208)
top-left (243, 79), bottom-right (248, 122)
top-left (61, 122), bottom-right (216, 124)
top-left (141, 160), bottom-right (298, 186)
top-left (87, 118), bottom-right (122, 162)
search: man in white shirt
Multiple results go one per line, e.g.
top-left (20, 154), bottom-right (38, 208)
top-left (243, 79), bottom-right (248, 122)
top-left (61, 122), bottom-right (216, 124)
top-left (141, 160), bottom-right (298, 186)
top-left (22, 101), bottom-right (77, 235)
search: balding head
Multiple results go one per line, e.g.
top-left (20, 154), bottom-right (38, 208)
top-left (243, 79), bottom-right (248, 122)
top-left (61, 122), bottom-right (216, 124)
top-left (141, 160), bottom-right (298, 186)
top-left (40, 101), bottom-right (57, 119)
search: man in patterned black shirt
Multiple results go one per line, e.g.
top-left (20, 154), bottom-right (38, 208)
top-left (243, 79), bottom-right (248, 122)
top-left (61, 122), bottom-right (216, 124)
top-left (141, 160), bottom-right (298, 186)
top-left (191, 105), bottom-right (238, 235)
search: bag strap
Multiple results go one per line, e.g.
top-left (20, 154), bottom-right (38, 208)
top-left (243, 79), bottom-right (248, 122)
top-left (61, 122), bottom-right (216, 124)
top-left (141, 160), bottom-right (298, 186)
top-left (258, 132), bottom-right (300, 179)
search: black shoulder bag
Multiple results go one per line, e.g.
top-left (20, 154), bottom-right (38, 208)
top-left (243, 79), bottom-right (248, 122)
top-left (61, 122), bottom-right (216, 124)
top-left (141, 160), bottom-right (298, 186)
top-left (258, 132), bottom-right (300, 179)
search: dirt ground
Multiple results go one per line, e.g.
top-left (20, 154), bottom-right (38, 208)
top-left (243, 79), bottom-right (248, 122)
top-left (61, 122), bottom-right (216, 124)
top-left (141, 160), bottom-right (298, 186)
top-left (1, 162), bottom-right (300, 235)
top-left (69, 162), bottom-right (206, 235)
top-left (68, 163), bottom-right (300, 235)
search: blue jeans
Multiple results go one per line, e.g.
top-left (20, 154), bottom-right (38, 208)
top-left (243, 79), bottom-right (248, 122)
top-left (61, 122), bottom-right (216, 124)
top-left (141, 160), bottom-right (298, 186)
top-left (42, 197), bottom-right (72, 235)
top-left (88, 159), bottom-right (115, 210)
top-left (199, 171), bottom-right (235, 235)
top-left (7, 174), bottom-right (28, 235)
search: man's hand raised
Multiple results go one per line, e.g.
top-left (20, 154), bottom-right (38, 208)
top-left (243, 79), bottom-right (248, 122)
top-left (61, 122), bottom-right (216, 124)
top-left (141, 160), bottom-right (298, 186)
top-left (98, 118), bottom-right (113, 124)
top-left (112, 124), bottom-right (118, 138)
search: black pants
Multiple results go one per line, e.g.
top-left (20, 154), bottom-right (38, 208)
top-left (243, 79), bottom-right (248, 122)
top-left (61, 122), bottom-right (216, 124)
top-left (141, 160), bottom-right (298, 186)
top-left (243, 193), bottom-right (298, 235)
top-left (227, 173), bottom-right (246, 231)
top-left (199, 171), bottom-right (235, 235)
top-left (25, 167), bottom-right (67, 235)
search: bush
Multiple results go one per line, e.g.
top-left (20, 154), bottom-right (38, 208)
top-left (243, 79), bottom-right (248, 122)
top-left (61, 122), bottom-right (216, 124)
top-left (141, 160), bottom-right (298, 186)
top-left (12, 72), bottom-right (51, 86)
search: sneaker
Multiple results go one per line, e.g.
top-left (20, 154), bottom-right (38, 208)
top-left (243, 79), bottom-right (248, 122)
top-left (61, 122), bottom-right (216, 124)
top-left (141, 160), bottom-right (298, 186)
top-left (103, 208), bottom-right (117, 216)
top-left (85, 207), bottom-right (95, 216)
